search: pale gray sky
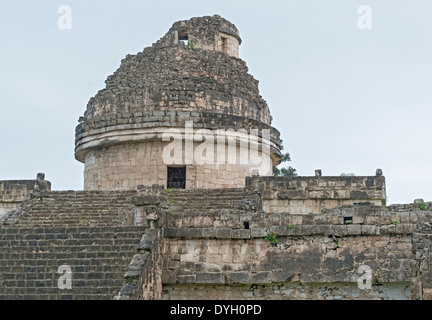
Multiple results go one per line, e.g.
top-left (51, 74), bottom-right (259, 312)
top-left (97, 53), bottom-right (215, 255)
top-left (0, 0), bottom-right (431, 204)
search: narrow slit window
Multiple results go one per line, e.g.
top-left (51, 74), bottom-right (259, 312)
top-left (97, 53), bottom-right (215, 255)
top-left (221, 37), bottom-right (228, 54)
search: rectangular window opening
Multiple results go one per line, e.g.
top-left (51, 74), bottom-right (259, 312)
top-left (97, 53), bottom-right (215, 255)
top-left (344, 217), bottom-right (353, 225)
top-left (167, 166), bottom-right (186, 190)
top-left (179, 31), bottom-right (189, 45)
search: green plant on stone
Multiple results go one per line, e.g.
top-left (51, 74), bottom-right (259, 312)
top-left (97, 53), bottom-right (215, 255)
top-left (165, 188), bottom-right (173, 193)
top-left (345, 220), bottom-right (353, 225)
top-left (187, 41), bottom-right (195, 50)
top-left (391, 221), bottom-right (398, 226)
top-left (419, 202), bottom-right (426, 210)
top-left (321, 209), bottom-right (327, 214)
top-left (264, 233), bottom-right (279, 246)
top-left (288, 224), bottom-right (295, 230)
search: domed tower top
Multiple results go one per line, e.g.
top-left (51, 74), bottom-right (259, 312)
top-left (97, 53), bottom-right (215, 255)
top-left (162, 14), bottom-right (242, 58)
top-left (75, 15), bottom-right (281, 191)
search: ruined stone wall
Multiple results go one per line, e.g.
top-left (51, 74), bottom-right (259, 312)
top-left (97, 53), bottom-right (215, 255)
top-left (0, 174), bottom-right (51, 218)
top-left (162, 283), bottom-right (411, 300)
top-left (80, 46), bottom-right (270, 126)
top-left (246, 175), bottom-right (386, 214)
top-left (160, 202), bottom-right (432, 300)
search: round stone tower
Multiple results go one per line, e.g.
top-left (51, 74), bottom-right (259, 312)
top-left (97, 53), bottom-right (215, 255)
top-left (75, 15), bottom-right (282, 191)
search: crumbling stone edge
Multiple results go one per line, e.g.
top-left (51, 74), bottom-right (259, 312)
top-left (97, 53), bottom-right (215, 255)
top-left (114, 228), bottom-right (162, 300)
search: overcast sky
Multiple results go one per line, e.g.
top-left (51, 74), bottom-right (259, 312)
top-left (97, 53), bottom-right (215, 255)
top-left (0, 0), bottom-right (431, 204)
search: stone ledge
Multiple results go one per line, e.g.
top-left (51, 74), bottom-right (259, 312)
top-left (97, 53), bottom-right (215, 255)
top-left (167, 208), bottom-right (432, 230)
top-left (164, 223), bottom-right (423, 239)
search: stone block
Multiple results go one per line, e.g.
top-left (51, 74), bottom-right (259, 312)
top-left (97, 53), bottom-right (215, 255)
top-left (162, 270), bottom-right (176, 284)
top-left (231, 229), bottom-right (251, 239)
top-left (313, 225), bottom-right (332, 235)
top-left (380, 212), bottom-right (393, 224)
top-left (262, 190), bottom-right (275, 200)
top-left (176, 228), bottom-right (202, 238)
top-left (291, 215), bottom-right (303, 225)
top-left (202, 228), bottom-right (216, 238)
top-left (380, 225), bottom-right (396, 234)
top-left (195, 273), bottom-right (225, 284)
top-left (226, 272), bottom-right (250, 284)
top-left (131, 196), bottom-right (160, 206)
top-left (361, 225), bottom-right (380, 235)
top-left (396, 224), bottom-right (416, 235)
top-left (251, 228), bottom-right (267, 238)
top-left (251, 272), bottom-right (272, 284)
top-left (178, 275), bottom-right (196, 284)
top-left (277, 190), bottom-right (307, 200)
top-left (399, 212), bottom-right (411, 223)
top-left (215, 229), bottom-right (232, 239)
top-left (352, 216), bottom-right (364, 224)
top-left (345, 225), bottom-right (362, 235)
top-left (365, 216), bottom-right (380, 225)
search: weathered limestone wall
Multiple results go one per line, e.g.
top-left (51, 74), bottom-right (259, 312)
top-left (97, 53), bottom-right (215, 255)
top-left (79, 41), bottom-right (272, 126)
top-left (0, 174), bottom-right (51, 218)
top-left (246, 174), bottom-right (386, 214)
top-left (84, 140), bottom-right (271, 190)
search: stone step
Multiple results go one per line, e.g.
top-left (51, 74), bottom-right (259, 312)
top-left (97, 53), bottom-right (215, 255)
top-left (0, 286), bottom-right (123, 297)
top-left (0, 226), bottom-right (145, 234)
top-left (0, 264), bottom-right (129, 273)
top-left (0, 238), bottom-right (140, 246)
top-left (13, 190), bottom-right (139, 227)
top-left (0, 257), bottom-right (133, 267)
top-left (0, 246), bottom-right (138, 255)
top-left (13, 222), bottom-right (124, 228)
top-left (0, 251), bottom-right (137, 259)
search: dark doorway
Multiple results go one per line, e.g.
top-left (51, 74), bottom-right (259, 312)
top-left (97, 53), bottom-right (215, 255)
top-left (167, 166), bottom-right (186, 189)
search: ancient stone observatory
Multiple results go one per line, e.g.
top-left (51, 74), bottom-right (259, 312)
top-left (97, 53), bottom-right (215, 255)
top-left (75, 15), bottom-right (281, 191)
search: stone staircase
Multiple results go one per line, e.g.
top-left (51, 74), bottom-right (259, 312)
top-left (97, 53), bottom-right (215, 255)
top-left (166, 188), bottom-right (247, 213)
top-left (0, 191), bottom-right (147, 300)
top-left (14, 191), bottom-right (136, 227)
